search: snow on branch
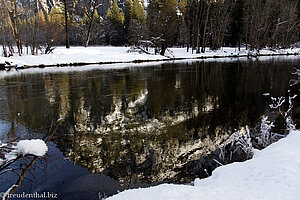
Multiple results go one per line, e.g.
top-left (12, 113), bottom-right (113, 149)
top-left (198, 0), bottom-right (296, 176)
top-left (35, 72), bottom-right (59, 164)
top-left (269, 96), bottom-right (285, 109)
top-left (289, 68), bottom-right (300, 86)
top-left (0, 139), bottom-right (48, 171)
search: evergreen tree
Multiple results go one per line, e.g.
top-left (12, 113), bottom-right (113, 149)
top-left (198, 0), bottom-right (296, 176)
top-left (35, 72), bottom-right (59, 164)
top-left (124, 0), bottom-right (134, 42)
top-left (94, 8), bottom-right (100, 23)
top-left (106, 7), bottom-right (112, 20)
top-left (48, 6), bottom-right (64, 45)
top-left (105, 0), bottom-right (125, 45)
top-left (132, 0), bottom-right (146, 24)
top-left (124, 0), bottom-right (134, 29)
top-left (178, 0), bottom-right (187, 15)
top-left (83, 8), bottom-right (90, 25)
top-left (111, 0), bottom-right (124, 25)
top-left (124, 0), bottom-right (147, 45)
top-left (147, 0), bottom-right (178, 47)
top-left (227, 0), bottom-right (244, 48)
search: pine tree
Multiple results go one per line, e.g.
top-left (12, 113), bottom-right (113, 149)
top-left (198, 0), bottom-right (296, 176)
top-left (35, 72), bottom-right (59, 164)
top-left (83, 8), bottom-right (90, 25)
top-left (132, 0), bottom-right (146, 24)
top-left (147, 0), bottom-right (178, 47)
top-left (124, 0), bottom-right (133, 42)
top-left (48, 6), bottom-right (64, 45)
top-left (111, 0), bottom-right (124, 25)
top-left (124, 0), bottom-right (133, 29)
top-left (94, 8), bottom-right (100, 23)
top-left (178, 0), bottom-right (187, 14)
top-left (106, 7), bottom-right (112, 20)
top-left (105, 0), bottom-right (125, 45)
top-left (228, 0), bottom-right (244, 48)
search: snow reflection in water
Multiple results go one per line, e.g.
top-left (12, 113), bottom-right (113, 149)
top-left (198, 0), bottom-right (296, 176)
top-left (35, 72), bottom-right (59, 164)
top-left (0, 57), bottom-right (299, 199)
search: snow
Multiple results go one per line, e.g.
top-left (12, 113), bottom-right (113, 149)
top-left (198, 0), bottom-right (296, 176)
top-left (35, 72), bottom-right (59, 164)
top-left (1, 47), bottom-right (166, 67)
top-left (128, 89), bottom-right (148, 108)
top-left (2, 139), bottom-right (48, 164)
top-left (0, 46), bottom-right (299, 78)
top-left (2, 184), bottom-right (17, 200)
top-left (15, 139), bottom-right (48, 157)
top-left (0, 46), bottom-right (299, 70)
top-left (107, 130), bottom-right (300, 200)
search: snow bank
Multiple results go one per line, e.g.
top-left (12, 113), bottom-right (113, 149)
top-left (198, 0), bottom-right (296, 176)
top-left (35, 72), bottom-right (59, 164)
top-left (0, 47), bottom-right (165, 68)
top-left (107, 130), bottom-right (300, 200)
top-left (0, 46), bottom-right (299, 69)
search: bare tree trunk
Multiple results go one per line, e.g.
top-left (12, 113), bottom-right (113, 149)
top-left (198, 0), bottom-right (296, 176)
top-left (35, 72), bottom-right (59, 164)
top-left (85, 0), bottom-right (99, 47)
top-left (186, 0), bottom-right (190, 52)
top-left (1, 0), bottom-right (22, 55)
top-left (201, 3), bottom-right (210, 53)
top-left (31, 0), bottom-right (39, 55)
top-left (0, 10), bottom-right (8, 57)
top-left (191, 1), bottom-right (196, 54)
top-left (63, 0), bottom-right (70, 48)
top-left (37, 0), bottom-right (52, 50)
top-left (196, 1), bottom-right (202, 53)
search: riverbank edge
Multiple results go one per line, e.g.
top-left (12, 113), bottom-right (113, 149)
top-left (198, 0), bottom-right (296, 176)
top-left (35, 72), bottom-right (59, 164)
top-left (1, 50), bottom-right (299, 71)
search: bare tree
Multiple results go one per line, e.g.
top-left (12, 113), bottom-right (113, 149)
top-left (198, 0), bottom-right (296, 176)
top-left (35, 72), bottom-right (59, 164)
top-left (84, 0), bottom-right (101, 47)
top-left (63, 0), bottom-right (70, 48)
top-left (1, 0), bottom-right (22, 55)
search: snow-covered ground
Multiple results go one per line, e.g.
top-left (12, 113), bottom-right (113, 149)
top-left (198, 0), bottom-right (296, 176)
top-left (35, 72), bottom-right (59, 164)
top-left (0, 46), bottom-right (299, 69)
top-left (107, 130), bottom-right (300, 200)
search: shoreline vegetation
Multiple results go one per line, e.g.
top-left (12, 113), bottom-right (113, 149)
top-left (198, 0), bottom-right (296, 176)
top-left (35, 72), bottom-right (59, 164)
top-left (1, 0), bottom-right (299, 59)
top-left (0, 46), bottom-right (299, 71)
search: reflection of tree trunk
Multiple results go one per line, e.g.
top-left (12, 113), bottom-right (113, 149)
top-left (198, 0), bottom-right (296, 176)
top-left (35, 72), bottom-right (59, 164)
top-left (1, 0), bottom-right (22, 56)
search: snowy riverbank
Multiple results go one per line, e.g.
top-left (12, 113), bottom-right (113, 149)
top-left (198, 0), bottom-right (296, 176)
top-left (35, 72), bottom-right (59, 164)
top-left (0, 46), bottom-right (300, 70)
top-left (107, 130), bottom-right (300, 200)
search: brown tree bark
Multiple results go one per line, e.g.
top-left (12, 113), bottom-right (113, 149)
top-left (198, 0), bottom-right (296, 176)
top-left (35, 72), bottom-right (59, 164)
top-left (1, 0), bottom-right (22, 55)
top-left (63, 0), bottom-right (70, 48)
top-left (85, 0), bottom-right (100, 47)
top-left (201, 3), bottom-right (210, 53)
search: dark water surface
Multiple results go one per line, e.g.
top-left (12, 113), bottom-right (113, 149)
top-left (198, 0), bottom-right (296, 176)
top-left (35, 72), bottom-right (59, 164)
top-left (0, 57), bottom-right (299, 199)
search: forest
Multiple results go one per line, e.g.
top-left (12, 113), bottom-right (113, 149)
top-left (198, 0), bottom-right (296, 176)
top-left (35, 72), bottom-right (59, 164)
top-left (0, 0), bottom-right (300, 56)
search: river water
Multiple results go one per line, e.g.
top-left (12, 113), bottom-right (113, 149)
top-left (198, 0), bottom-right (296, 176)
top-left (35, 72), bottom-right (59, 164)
top-left (0, 57), bottom-right (299, 199)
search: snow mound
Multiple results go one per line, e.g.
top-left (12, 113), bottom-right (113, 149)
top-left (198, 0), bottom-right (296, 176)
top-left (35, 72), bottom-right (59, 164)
top-left (107, 130), bottom-right (300, 200)
top-left (16, 139), bottom-right (48, 157)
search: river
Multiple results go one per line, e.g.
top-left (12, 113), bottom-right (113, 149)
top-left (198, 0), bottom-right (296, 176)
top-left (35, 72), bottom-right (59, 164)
top-left (0, 57), bottom-right (299, 199)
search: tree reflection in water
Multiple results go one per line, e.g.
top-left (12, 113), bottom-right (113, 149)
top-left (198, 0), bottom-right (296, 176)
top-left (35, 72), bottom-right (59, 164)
top-left (0, 58), bottom-right (299, 192)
